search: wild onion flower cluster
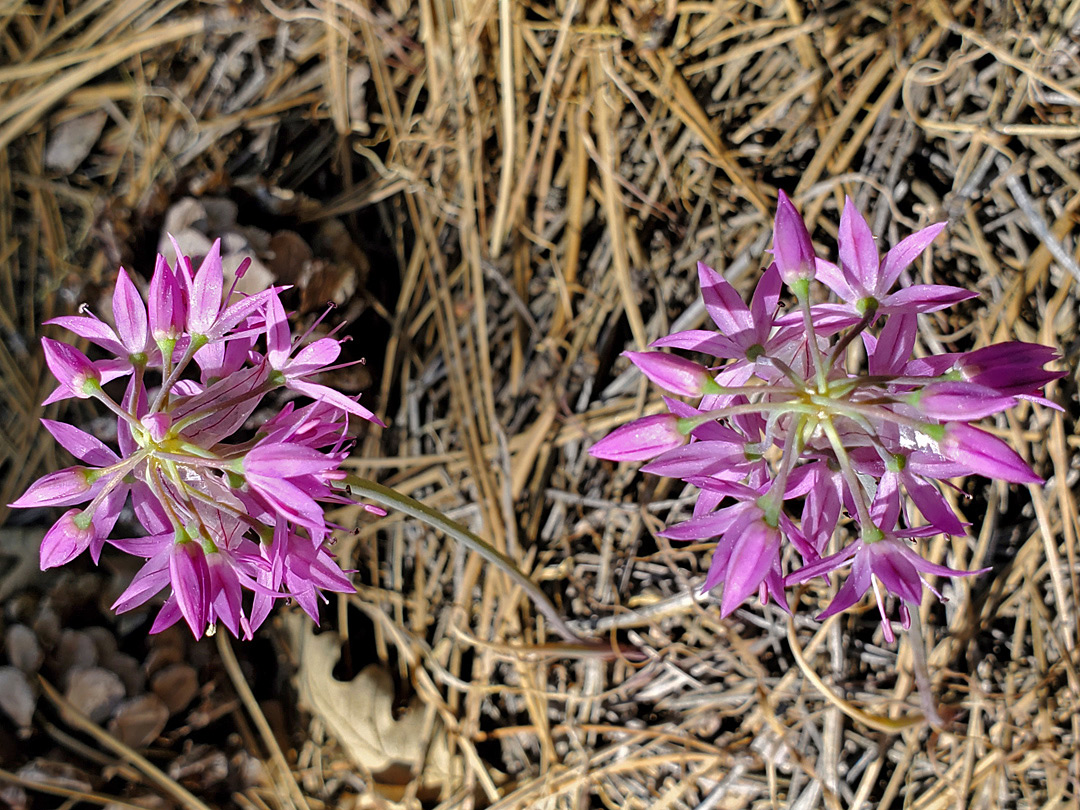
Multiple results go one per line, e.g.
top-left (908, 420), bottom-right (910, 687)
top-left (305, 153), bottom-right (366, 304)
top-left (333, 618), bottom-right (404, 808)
top-left (10, 237), bottom-right (384, 640)
top-left (590, 194), bottom-right (1062, 641)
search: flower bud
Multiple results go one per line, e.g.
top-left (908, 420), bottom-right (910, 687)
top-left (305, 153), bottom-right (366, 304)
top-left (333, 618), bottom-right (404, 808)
top-left (40, 510), bottom-right (95, 569)
top-left (956, 342), bottom-right (1066, 398)
top-left (588, 414), bottom-right (687, 462)
top-left (771, 191), bottom-right (816, 284)
top-left (9, 467), bottom-right (96, 508)
top-left (624, 351), bottom-right (720, 398)
top-left (936, 422), bottom-right (1042, 484)
top-left (908, 382), bottom-right (1016, 420)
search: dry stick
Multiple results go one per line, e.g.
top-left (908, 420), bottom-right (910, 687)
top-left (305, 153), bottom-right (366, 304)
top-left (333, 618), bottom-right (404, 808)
top-left (489, 0), bottom-right (518, 255)
top-left (493, 0), bottom-right (580, 256)
top-left (0, 17), bottom-right (206, 150)
top-left (905, 609), bottom-right (944, 728)
top-left (592, 48), bottom-right (648, 350)
top-left (38, 677), bottom-right (215, 810)
top-left (323, 0), bottom-right (349, 136)
top-left (785, 616), bottom-right (923, 734)
top-left (216, 631), bottom-right (314, 810)
top-left (637, 50), bottom-right (772, 217)
top-left (0, 766), bottom-right (147, 810)
top-left (794, 48), bottom-right (894, 198)
top-left (1003, 164), bottom-right (1080, 287)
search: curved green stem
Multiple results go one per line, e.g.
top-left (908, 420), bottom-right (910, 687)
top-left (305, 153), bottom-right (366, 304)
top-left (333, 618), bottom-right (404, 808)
top-left (341, 475), bottom-right (590, 646)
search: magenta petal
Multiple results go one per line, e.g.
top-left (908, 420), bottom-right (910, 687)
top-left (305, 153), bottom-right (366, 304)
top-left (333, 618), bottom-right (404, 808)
top-left (772, 191), bottom-right (816, 284)
top-left (286, 379), bottom-right (385, 427)
top-left (786, 542), bottom-right (859, 585)
top-left (170, 543), bottom-right (210, 638)
top-left (700, 539), bottom-right (733, 593)
top-left (10, 467), bottom-right (98, 508)
top-left (882, 285), bottom-right (977, 313)
top-left (813, 258), bottom-right (855, 301)
top-left (940, 422), bottom-right (1042, 484)
top-left (650, 329), bottom-right (742, 359)
top-left (869, 543), bottom-right (922, 605)
top-left (188, 239), bottom-right (224, 335)
top-left (868, 313), bottom-right (917, 376)
top-left (870, 473), bottom-right (902, 532)
top-left (719, 517), bottom-right (780, 617)
top-left (915, 382), bottom-right (1016, 420)
top-left (42, 338), bottom-right (100, 397)
top-left (246, 443), bottom-right (339, 478)
top-left (113, 547), bottom-right (172, 612)
top-left (878, 221), bottom-right (947, 293)
top-left (150, 596), bottom-right (184, 635)
top-left (641, 440), bottom-right (748, 478)
top-left (247, 474), bottom-right (326, 535)
top-left (46, 316), bottom-right (125, 355)
top-left (659, 511), bottom-right (740, 541)
top-left (207, 555), bottom-right (242, 637)
top-left (40, 419), bottom-right (118, 466)
top-left (748, 263), bottom-right (782, 338)
top-left (959, 342), bottom-right (1066, 398)
top-left (837, 197), bottom-right (879, 294)
top-left (148, 255), bottom-right (185, 341)
top-left (902, 473), bottom-right (965, 536)
top-left (816, 559), bottom-right (871, 620)
top-left (698, 262), bottom-right (750, 335)
top-left (265, 293), bottom-right (291, 369)
top-left (209, 287), bottom-right (283, 341)
top-left (113, 267), bottom-right (148, 353)
top-left (288, 338), bottom-right (342, 375)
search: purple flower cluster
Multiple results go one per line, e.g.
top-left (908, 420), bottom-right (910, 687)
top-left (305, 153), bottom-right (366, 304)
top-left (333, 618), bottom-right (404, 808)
top-left (591, 194), bottom-right (1062, 641)
top-left (11, 237), bottom-right (384, 639)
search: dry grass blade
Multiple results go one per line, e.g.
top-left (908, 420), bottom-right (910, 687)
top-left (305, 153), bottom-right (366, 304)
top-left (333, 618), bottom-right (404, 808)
top-left (38, 677), bottom-right (215, 810)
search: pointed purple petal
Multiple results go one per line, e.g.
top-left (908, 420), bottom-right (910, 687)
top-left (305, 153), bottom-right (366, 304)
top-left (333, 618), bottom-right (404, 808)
top-left (837, 197), bottom-right (879, 294)
top-left (882, 285), bottom-right (978, 313)
top-left (188, 239), bottom-right (224, 335)
top-left (698, 262), bottom-right (750, 335)
top-left (772, 191), bottom-right (817, 284)
top-left (40, 420), bottom-right (118, 466)
top-left (878, 221), bottom-right (947, 293)
top-left (170, 543), bottom-right (209, 638)
top-left (112, 267), bottom-right (148, 353)
top-left (39, 511), bottom-right (95, 569)
top-left (45, 316), bottom-right (126, 355)
top-left (720, 517), bottom-right (780, 617)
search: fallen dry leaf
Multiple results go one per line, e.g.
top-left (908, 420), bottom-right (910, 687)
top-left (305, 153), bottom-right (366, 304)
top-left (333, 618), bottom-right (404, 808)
top-left (286, 614), bottom-right (458, 791)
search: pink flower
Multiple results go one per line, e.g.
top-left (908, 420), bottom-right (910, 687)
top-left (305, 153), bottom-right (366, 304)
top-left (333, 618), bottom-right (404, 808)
top-left (11, 236), bottom-right (385, 639)
top-left (813, 197), bottom-right (972, 322)
top-left (590, 193), bottom-right (1056, 636)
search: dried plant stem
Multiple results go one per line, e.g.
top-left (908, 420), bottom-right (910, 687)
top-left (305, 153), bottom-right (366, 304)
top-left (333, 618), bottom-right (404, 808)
top-left (216, 631), bottom-right (314, 810)
top-left (906, 608), bottom-right (944, 729)
top-left (786, 616), bottom-right (921, 734)
top-left (38, 678), bottom-right (215, 810)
